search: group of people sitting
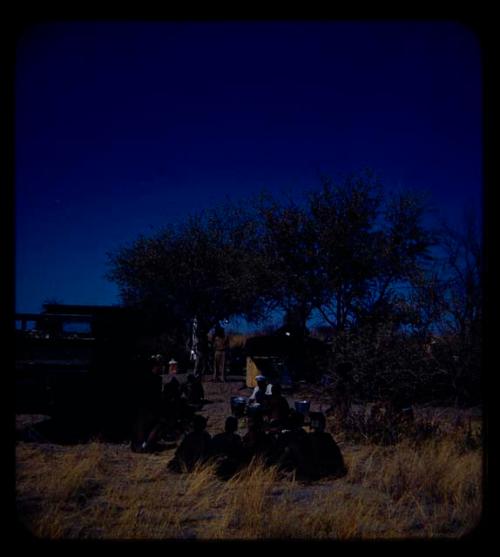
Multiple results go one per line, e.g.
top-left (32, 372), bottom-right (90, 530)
top-left (130, 368), bottom-right (205, 454)
top-left (131, 364), bottom-right (346, 482)
top-left (168, 378), bottom-right (347, 481)
top-left (168, 409), bottom-right (346, 481)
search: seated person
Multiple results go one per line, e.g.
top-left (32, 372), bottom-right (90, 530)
top-left (167, 414), bottom-right (212, 472)
top-left (210, 416), bottom-right (245, 479)
top-left (181, 373), bottom-right (205, 408)
top-left (130, 360), bottom-right (165, 452)
top-left (162, 376), bottom-right (197, 438)
top-left (272, 409), bottom-right (314, 479)
top-left (130, 406), bottom-right (162, 453)
top-left (249, 375), bottom-right (273, 406)
top-left (308, 412), bottom-right (347, 479)
top-left (163, 375), bottom-right (181, 402)
top-left (242, 412), bottom-right (274, 464)
top-left (211, 416), bottom-right (244, 459)
top-left (262, 383), bottom-right (289, 430)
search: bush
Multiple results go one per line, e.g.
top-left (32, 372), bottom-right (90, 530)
top-left (323, 325), bottom-right (480, 407)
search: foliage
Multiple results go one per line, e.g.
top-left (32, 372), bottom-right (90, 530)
top-left (106, 170), bottom-right (481, 404)
top-left (107, 202), bottom-right (268, 354)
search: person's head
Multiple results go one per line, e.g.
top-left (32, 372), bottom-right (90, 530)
top-left (256, 375), bottom-right (267, 388)
top-left (225, 416), bottom-right (238, 434)
top-left (215, 325), bottom-right (225, 337)
top-left (309, 412), bottom-right (326, 432)
top-left (193, 414), bottom-right (208, 432)
top-left (271, 383), bottom-right (282, 397)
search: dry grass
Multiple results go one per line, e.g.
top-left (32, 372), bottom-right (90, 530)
top-left (16, 407), bottom-right (483, 540)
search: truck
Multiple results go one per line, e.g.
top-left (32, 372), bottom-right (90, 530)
top-left (16, 303), bottom-right (155, 442)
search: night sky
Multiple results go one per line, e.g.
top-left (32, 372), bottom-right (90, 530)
top-left (15, 20), bottom-right (483, 320)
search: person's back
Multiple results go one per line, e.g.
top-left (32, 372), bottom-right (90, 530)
top-left (211, 431), bottom-right (242, 457)
top-left (163, 376), bottom-right (181, 402)
top-left (308, 412), bottom-right (347, 479)
top-left (264, 384), bottom-right (289, 427)
top-left (211, 416), bottom-right (245, 479)
top-left (309, 430), bottom-right (347, 479)
top-left (175, 430), bottom-right (212, 469)
top-left (168, 415), bottom-right (211, 472)
top-left (183, 374), bottom-right (205, 406)
top-left (242, 415), bottom-right (274, 462)
top-left (211, 416), bottom-right (243, 459)
top-left (273, 410), bottom-right (313, 478)
top-left (161, 376), bottom-right (185, 433)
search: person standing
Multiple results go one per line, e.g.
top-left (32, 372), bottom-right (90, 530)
top-left (212, 325), bottom-right (229, 382)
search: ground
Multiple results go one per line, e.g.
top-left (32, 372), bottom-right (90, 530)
top-left (15, 376), bottom-right (483, 541)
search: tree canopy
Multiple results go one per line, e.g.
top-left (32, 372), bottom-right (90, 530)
top-left (108, 171), bottom-right (436, 336)
top-left (106, 170), bottom-right (481, 403)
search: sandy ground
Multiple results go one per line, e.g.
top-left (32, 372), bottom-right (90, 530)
top-left (14, 377), bottom-right (483, 540)
top-left (15, 373), bottom-right (482, 440)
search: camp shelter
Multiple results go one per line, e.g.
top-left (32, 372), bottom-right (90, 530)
top-left (244, 331), bottom-right (329, 387)
top-left (244, 335), bottom-right (293, 388)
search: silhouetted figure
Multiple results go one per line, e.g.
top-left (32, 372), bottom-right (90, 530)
top-left (130, 412), bottom-right (158, 453)
top-left (308, 412), bottom-right (347, 479)
top-left (326, 361), bottom-right (354, 421)
top-left (194, 330), bottom-right (209, 377)
top-left (210, 416), bottom-right (245, 479)
top-left (272, 409), bottom-right (313, 479)
top-left (263, 383), bottom-right (289, 430)
top-left (242, 412), bottom-right (274, 463)
top-left (168, 414), bottom-right (212, 472)
top-left (249, 375), bottom-right (272, 405)
top-left (163, 375), bottom-right (181, 401)
top-left (211, 416), bottom-right (243, 458)
top-left (212, 325), bottom-right (229, 382)
top-left (181, 373), bottom-right (205, 409)
top-left (162, 375), bottom-right (196, 439)
top-left (130, 358), bottom-right (164, 453)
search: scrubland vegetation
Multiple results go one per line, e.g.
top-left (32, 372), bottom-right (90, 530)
top-left (16, 172), bottom-right (484, 541)
top-left (16, 403), bottom-right (482, 540)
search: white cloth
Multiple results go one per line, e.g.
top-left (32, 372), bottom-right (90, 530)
top-left (249, 383), bottom-right (273, 401)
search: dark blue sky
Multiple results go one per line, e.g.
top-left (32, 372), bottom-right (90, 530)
top-left (15, 20), bottom-right (483, 318)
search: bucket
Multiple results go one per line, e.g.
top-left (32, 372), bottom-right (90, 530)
top-left (230, 396), bottom-right (248, 417)
top-left (294, 400), bottom-right (310, 415)
top-left (246, 403), bottom-right (263, 417)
